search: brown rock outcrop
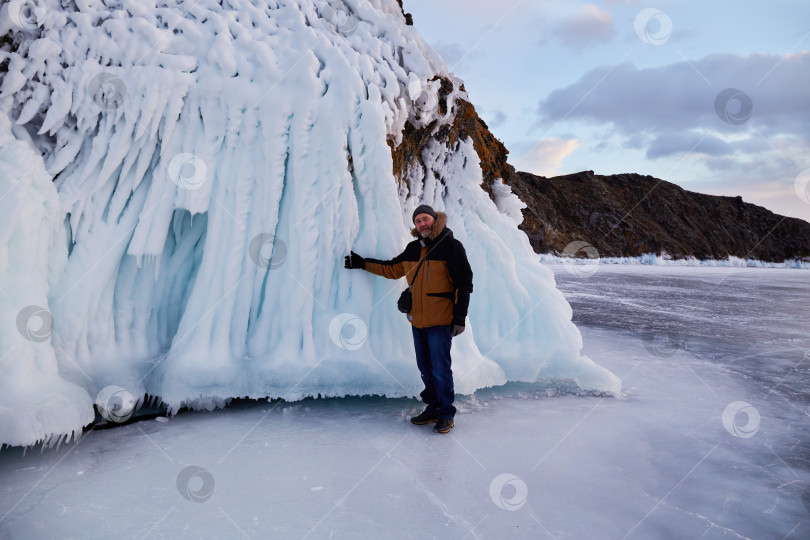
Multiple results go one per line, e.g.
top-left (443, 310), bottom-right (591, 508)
top-left (387, 75), bottom-right (514, 200)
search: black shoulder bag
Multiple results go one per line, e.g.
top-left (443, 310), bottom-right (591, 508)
top-left (397, 253), bottom-right (429, 314)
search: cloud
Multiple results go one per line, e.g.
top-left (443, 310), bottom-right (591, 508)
top-left (550, 5), bottom-right (615, 52)
top-left (510, 138), bottom-right (580, 176)
top-left (537, 52), bottom-right (810, 142)
top-left (645, 131), bottom-right (734, 159)
top-left (429, 41), bottom-right (481, 68)
top-left (486, 109), bottom-right (507, 128)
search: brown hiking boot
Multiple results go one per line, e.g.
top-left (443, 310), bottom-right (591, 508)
top-left (433, 418), bottom-right (454, 434)
top-left (410, 409), bottom-right (438, 425)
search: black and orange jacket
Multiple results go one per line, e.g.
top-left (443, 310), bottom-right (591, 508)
top-left (363, 212), bottom-right (473, 328)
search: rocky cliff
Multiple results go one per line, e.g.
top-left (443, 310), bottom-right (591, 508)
top-left (506, 170), bottom-right (810, 262)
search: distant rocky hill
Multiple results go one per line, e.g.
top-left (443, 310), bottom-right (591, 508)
top-left (504, 170), bottom-right (810, 262)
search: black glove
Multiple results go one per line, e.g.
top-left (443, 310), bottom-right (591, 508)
top-left (450, 316), bottom-right (465, 337)
top-left (344, 251), bottom-right (365, 270)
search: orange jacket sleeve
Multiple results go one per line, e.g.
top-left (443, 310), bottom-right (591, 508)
top-left (363, 247), bottom-right (409, 280)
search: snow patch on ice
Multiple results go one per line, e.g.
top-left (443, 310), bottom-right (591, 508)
top-left (539, 251), bottom-right (810, 269)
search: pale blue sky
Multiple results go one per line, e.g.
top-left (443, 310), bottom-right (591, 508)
top-left (404, 0), bottom-right (810, 224)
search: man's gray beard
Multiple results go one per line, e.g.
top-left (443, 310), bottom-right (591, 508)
top-left (419, 229), bottom-right (431, 237)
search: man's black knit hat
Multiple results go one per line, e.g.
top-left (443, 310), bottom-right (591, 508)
top-left (412, 204), bottom-right (437, 223)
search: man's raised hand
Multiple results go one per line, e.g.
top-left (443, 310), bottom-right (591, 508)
top-left (344, 251), bottom-right (366, 270)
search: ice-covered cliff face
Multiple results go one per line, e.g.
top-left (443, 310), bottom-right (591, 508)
top-left (0, 0), bottom-right (620, 447)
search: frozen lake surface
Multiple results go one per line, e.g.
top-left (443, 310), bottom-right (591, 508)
top-left (1, 264), bottom-right (808, 539)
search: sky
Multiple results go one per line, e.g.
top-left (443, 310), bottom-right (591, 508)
top-left (403, 0), bottom-right (810, 224)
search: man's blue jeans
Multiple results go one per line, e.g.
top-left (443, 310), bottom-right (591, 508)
top-left (411, 324), bottom-right (456, 420)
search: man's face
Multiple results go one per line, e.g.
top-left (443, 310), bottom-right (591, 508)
top-left (414, 213), bottom-right (435, 237)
